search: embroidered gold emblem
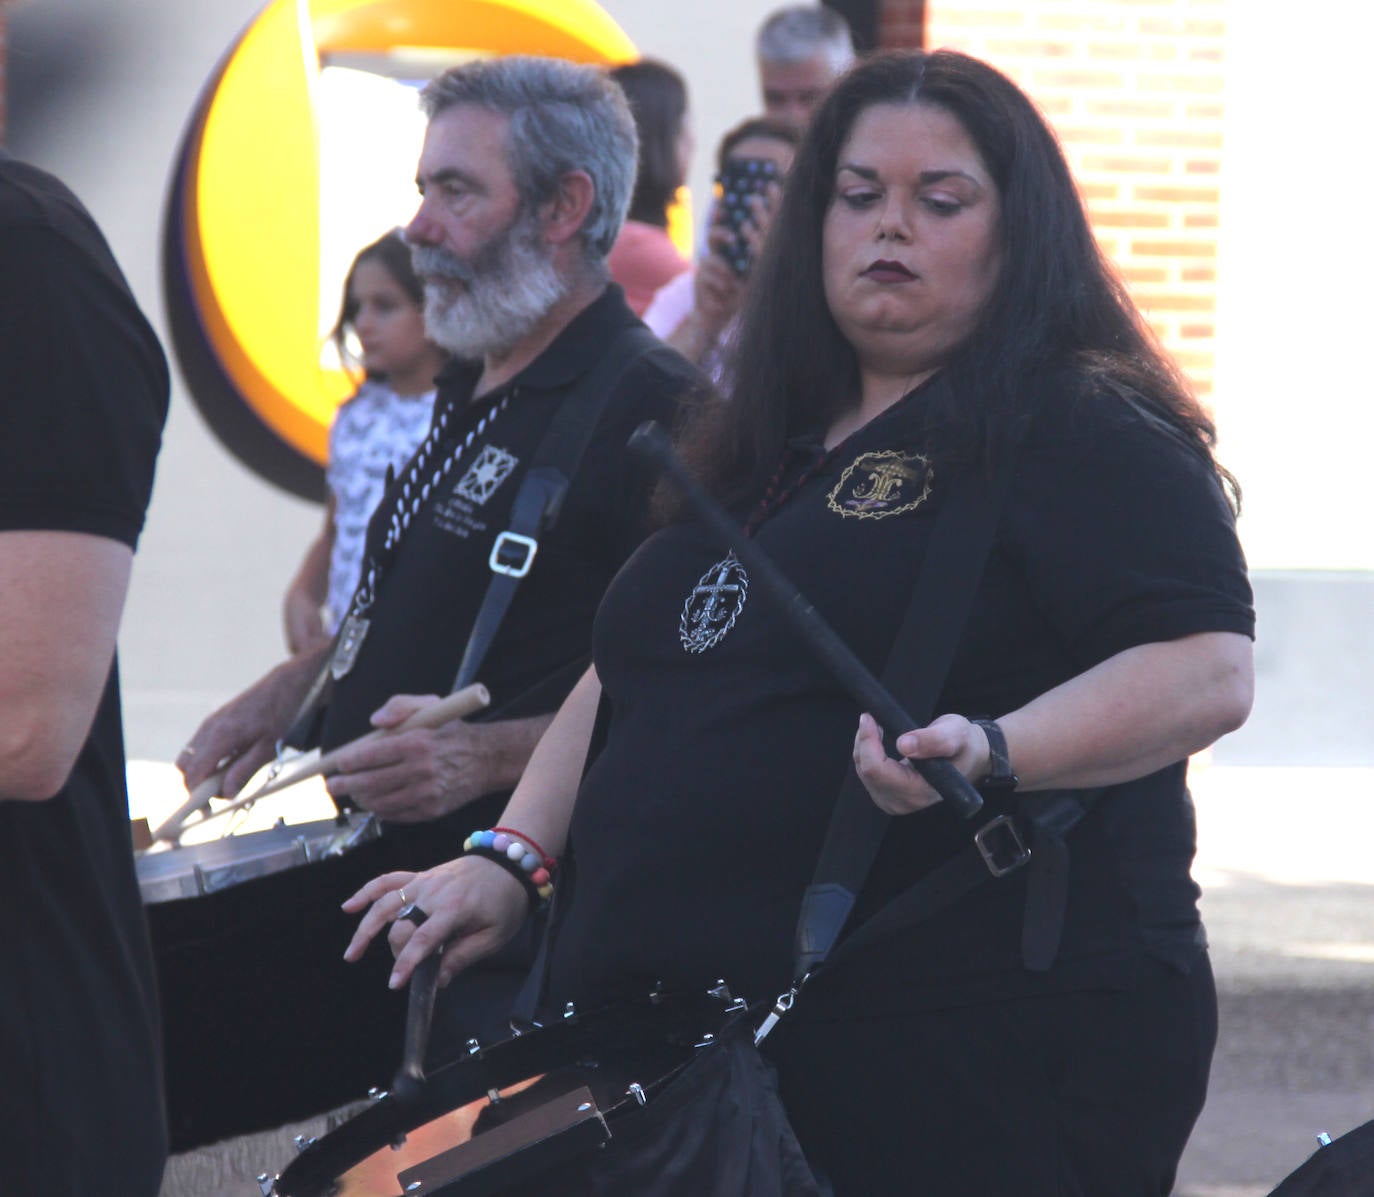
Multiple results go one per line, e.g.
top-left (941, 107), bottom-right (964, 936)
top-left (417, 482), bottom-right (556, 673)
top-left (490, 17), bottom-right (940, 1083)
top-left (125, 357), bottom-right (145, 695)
top-left (826, 450), bottom-right (933, 519)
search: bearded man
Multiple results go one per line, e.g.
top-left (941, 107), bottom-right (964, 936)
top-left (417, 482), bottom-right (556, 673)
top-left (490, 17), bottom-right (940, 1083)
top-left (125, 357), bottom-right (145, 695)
top-left (171, 56), bottom-right (704, 1145)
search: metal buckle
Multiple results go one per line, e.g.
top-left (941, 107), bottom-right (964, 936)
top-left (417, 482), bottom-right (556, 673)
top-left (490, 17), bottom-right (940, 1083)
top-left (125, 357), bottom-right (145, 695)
top-left (973, 814), bottom-right (1031, 878)
top-left (489, 530), bottom-right (538, 577)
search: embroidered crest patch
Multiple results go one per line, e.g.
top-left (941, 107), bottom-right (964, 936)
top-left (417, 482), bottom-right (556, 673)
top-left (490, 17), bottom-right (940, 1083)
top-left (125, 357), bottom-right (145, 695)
top-left (680, 553), bottom-right (749, 653)
top-left (454, 445), bottom-right (518, 505)
top-left (826, 450), bottom-right (933, 520)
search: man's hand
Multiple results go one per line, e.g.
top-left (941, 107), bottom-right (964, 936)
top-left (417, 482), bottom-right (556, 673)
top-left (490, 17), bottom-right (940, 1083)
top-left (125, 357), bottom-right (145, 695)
top-left (342, 856), bottom-right (530, 989)
top-left (325, 695), bottom-right (551, 823)
top-left (176, 647), bottom-right (328, 797)
top-left (283, 588), bottom-right (328, 656)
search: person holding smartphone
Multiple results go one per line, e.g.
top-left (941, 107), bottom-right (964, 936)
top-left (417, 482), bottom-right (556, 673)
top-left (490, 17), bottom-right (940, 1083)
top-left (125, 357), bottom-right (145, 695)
top-left (644, 116), bottom-right (799, 382)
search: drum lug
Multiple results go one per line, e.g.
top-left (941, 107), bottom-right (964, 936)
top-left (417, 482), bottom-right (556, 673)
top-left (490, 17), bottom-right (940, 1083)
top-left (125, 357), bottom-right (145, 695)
top-left (725, 996), bottom-right (748, 1014)
top-left (466, 1037), bottom-right (482, 1057)
top-left (256, 1174), bottom-right (276, 1196)
top-left (367, 1086), bottom-right (389, 1102)
top-left (627, 1082), bottom-right (647, 1107)
top-left (562, 1001), bottom-right (577, 1020)
top-left (707, 979), bottom-right (733, 1002)
top-left (293, 1134), bottom-right (316, 1153)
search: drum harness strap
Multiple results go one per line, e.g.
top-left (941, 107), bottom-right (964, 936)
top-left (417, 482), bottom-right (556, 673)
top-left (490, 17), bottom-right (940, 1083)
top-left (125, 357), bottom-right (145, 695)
top-left (762, 425), bottom-right (1101, 1042)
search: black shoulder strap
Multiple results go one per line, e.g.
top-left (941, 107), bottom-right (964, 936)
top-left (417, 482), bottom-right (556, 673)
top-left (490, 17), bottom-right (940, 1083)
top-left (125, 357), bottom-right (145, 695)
top-left (792, 461), bottom-right (1013, 977)
top-left (450, 321), bottom-right (664, 694)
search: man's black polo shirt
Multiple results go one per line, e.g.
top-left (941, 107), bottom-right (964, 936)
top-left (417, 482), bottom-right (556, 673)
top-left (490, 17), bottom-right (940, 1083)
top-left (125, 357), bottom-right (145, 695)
top-left (319, 284), bottom-right (702, 750)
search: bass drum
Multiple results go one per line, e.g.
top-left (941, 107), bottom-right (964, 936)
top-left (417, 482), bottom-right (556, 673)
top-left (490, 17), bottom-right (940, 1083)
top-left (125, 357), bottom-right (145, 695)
top-left (146, 799), bottom-right (523, 1151)
top-left (269, 988), bottom-right (749, 1197)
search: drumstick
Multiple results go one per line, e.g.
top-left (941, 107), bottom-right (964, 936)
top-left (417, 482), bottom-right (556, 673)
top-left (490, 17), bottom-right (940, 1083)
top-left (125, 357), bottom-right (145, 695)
top-left (628, 421), bottom-right (984, 820)
top-left (205, 683), bottom-right (492, 814)
top-left (150, 770), bottom-right (228, 845)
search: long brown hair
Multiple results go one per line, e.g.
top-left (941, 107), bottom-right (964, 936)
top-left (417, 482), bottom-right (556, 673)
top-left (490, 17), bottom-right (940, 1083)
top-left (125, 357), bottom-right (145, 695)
top-left (669, 50), bottom-right (1237, 515)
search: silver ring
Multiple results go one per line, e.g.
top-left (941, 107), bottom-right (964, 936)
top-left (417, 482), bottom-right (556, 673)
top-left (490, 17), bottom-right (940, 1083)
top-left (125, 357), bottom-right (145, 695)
top-left (397, 888), bottom-right (408, 907)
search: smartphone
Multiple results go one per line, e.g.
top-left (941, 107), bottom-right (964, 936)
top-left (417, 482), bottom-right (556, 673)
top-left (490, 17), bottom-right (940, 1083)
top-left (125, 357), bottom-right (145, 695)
top-left (713, 156), bottom-right (780, 276)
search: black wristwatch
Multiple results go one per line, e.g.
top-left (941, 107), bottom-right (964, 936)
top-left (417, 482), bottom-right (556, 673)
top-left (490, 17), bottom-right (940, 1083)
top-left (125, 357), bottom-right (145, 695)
top-left (971, 718), bottom-right (1019, 793)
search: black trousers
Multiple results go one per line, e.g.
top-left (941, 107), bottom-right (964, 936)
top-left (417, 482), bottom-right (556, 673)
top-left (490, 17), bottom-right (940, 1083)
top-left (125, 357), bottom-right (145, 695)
top-left (768, 955), bottom-right (1218, 1196)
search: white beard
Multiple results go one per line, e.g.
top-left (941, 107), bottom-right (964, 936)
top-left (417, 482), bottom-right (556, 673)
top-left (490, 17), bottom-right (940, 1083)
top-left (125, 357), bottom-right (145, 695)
top-left (414, 214), bottom-right (570, 361)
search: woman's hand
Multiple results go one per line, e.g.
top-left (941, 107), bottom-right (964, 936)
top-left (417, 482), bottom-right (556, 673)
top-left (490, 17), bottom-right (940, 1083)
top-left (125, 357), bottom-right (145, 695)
top-left (341, 856), bottom-right (530, 990)
top-left (853, 712), bottom-right (991, 815)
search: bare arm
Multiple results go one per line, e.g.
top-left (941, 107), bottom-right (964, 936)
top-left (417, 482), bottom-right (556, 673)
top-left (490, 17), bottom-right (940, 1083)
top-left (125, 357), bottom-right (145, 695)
top-left (0, 530), bottom-right (133, 801)
top-left (283, 493), bottom-right (336, 655)
top-left (342, 665), bottom-right (603, 986)
top-left (856, 632), bottom-right (1255, 814)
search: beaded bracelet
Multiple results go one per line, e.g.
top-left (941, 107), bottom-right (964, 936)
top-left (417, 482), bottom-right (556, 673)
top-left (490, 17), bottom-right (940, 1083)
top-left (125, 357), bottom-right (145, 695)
top-left (462, 828), bottom-right (556, 910)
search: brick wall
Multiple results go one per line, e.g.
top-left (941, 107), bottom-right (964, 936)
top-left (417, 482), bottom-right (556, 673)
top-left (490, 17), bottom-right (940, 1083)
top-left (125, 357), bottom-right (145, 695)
top-left (879, 0), bottom-right (926, 47)
top-left (881, 0), bottom-right (1224, 397)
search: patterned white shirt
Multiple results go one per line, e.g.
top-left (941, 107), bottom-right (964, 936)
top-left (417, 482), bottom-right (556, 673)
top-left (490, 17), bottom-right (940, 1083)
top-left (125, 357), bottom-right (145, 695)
top-left (325, 379), bottom-right (437, 630)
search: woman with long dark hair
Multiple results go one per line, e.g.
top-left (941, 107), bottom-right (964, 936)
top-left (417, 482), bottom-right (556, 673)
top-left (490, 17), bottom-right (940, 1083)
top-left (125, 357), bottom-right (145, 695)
top-left (346, 50), bottom-right (1254, 1194)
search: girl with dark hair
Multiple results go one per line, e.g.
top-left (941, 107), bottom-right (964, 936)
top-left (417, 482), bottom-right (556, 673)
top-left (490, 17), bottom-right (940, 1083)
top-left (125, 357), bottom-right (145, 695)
top-left (346, 50), bottom-right (1254, 1194)
top-left (605, 59), bottom-right (693, 315)
top-left (282, 229), bottom-right (448, 653)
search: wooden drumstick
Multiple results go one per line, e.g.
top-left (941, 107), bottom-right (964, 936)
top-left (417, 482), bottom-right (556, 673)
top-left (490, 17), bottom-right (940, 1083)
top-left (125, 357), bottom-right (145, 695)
top-left (206, 683), bottom-right (491, 813)
top-left (150, 770), bottom-right (229, 845)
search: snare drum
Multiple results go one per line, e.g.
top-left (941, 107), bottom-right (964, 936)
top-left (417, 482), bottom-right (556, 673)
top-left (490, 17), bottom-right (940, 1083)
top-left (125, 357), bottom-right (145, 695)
top-left (269, 988), bottom-right (747, 1197)
top-left (144, 795), bottom-right (525, 1152)
top-left (137, 811), bottom-right (381, 904)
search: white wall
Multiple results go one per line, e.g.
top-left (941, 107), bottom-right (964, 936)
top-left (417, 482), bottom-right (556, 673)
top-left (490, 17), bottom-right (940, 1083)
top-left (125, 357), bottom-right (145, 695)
top-left (1213, 3), bottom-right (1374, 571)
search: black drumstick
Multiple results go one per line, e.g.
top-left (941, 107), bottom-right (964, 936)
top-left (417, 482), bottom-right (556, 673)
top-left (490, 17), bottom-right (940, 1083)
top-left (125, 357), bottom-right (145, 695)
top-left (392, 918), bottom-right (441, 1101)
top-left (629, 420), bottom-right (983, 820)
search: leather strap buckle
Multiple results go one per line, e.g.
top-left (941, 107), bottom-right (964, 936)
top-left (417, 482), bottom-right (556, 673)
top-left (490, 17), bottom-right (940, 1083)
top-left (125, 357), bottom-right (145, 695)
top-left (489, 531), bottom-right (539, 578)
top-left (973, 814), bottom-right (1031, 878)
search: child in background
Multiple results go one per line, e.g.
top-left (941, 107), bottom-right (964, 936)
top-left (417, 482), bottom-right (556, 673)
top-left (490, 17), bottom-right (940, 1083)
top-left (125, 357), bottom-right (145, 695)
top-left (282, 230), bottom-right (448, 653)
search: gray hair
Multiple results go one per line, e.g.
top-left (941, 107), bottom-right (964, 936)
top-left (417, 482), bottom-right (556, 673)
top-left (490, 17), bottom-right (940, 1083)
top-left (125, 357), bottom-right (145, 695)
top-left (755, 5), bottom-right (855, 73)
top-left (419, 56), bottom-right (638, 260)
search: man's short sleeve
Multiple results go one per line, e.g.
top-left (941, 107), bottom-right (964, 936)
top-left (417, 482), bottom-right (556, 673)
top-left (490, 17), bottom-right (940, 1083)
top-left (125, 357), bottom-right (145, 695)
top-left (0, 226), bottom-right (169, 546)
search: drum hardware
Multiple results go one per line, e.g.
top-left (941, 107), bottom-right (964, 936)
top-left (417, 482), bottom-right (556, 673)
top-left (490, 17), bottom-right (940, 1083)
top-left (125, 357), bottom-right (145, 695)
top-left (136, 810), bottom-right (383, 903)
top-left (268, 985), bottom-right (748, 1196)
top-left (293, 1135), bottom-right (315, 1153)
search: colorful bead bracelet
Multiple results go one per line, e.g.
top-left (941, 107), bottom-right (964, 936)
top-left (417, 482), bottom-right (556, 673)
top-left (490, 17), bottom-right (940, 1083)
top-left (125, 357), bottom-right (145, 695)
top-left (462, 827), bottom-right (556, 909)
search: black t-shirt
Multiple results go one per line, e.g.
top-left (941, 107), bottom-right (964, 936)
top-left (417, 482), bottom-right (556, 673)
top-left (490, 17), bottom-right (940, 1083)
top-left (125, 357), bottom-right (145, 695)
top-left (320, 287), bottom-right (703, 753)
top-left (0, 155), bottom-right (169, 1195)
top-left (545, 372), bottom-right (1254, 1016)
